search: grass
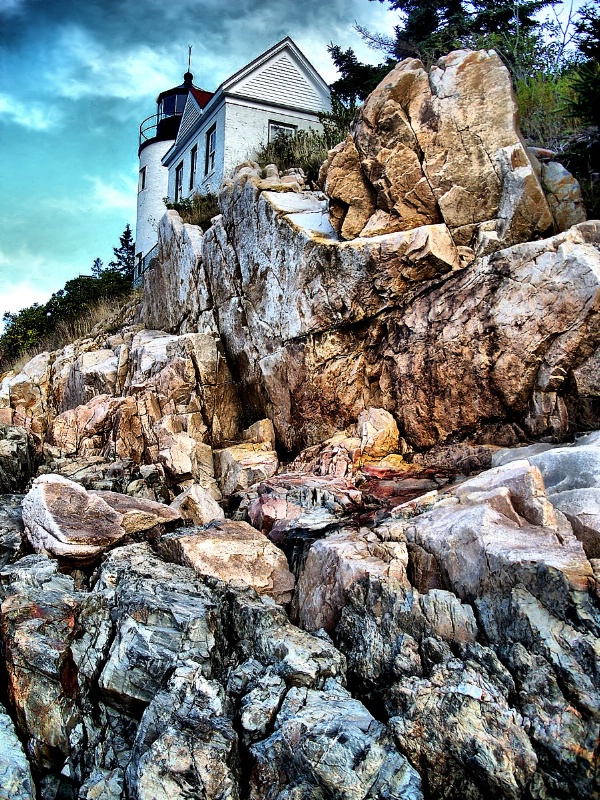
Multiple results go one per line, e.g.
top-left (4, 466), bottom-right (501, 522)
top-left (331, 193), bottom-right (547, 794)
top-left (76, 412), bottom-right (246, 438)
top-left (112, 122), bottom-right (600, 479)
top-left (2, 293), bottom-right (139, 377)
top-left (165, 193), bottom-right (220, 230)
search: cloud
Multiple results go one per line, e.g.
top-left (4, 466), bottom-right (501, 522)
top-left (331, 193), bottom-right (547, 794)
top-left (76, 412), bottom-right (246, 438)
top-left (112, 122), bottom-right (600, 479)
top-left (88, 173), bottom-right (138, 213)
top-left (46, 25), bottom-right (183, 101)
top-left (0, 0), bottom-right (27, 15)
top-left (0, 92), bottom-right (61, 131)
top-left (0, 249), bottom-right (54, 322)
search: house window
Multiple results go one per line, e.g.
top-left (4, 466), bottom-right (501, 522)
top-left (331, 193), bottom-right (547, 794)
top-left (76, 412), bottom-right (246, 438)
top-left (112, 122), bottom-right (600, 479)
top-left (269, 121), bottom-right (297, 142)
top-left (189, 145), bottom-right (198, 189)
top-left (138, 166), bottom-right (146, 192)
top-left (205, 124), bottom-right (217, 175)
top-left (175, 161), bottom-right (184, 201)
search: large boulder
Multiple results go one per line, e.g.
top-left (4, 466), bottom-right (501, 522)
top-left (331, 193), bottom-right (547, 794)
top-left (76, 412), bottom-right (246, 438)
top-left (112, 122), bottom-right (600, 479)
top-left (21, 475), bottom-right (180, 561)
top-left (22, 475), bottom-right (127, 561)
top-left (156, 519), bottom-right (295, 604)
top-left (321, 50), bottom-right (554, 254)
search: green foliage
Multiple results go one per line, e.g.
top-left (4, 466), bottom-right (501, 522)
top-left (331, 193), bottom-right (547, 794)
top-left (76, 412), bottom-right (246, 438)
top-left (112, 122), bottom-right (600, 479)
top-left (0, 227), bottom-right (136, 371)
top-left (91, 257), bottom-right (104, 278)
top-left (515, 69), bottom-right (577, 145)
top-left (367, 0), bottom-right (555, 64)
top-left (561, 59), bottom-right (600, 127)
top-left (165, 193), bottom-right (220, 230)
top-left (108, 223), bottom-right (135, 281)
top-left (254, 129), bottom-right (331, 185)
top-left (327, 45), bottom-right (395, 105)
top-left (576, 1), bottom-right (600, 59)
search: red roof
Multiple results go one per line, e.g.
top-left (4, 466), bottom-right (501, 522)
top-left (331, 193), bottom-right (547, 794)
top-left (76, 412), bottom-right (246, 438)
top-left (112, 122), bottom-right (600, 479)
top-left (191, 88), bottom-right (214, 108)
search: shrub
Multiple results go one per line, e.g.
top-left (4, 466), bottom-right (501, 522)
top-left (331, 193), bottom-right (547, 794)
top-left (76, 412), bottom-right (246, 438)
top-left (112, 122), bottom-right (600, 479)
top-left (165, 193), bottom-right (220, 230)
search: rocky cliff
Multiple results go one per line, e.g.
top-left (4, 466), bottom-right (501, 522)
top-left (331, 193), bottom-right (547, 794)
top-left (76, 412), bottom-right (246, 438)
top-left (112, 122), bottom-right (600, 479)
top-left (0, 49), bottom-right (599, 800)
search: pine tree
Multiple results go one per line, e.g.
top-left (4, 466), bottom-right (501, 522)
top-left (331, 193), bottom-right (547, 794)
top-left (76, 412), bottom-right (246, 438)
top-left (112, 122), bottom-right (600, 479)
top-left (108, 224), bottom-right (135, 282)
top-left (91, 257), bottom-right (104, 278)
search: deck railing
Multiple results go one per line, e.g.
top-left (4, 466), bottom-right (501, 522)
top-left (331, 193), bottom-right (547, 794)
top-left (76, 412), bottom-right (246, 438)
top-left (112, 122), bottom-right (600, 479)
top-left (133, 244), bottom-right (159, 288)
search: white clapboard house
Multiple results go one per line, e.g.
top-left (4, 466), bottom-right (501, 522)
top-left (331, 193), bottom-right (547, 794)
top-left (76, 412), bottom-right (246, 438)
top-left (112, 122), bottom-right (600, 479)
top-left (135, 37), bottom-right (331, 280)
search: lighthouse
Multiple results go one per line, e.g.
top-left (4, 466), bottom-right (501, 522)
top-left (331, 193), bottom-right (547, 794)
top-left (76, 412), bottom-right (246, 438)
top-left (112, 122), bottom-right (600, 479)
top-left (135, 66), bottom-right (209, 281)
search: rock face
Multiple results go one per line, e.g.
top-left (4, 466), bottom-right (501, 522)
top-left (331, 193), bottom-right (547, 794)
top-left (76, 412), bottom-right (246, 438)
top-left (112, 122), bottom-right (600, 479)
top-left (0, 540), bottom-right (421, 799)
top-left (0, 703), bottom-right (35, 800)
top-left (153, 177), bottom-right (600, 452)
top-left (287, 447), bottom-right (599, 800)
top-left (0, 426), bottom-right (36, 493)
top-left (320, 50), bottom-right (554, 254)
top-left (1, 325), bottom-right (242, 496)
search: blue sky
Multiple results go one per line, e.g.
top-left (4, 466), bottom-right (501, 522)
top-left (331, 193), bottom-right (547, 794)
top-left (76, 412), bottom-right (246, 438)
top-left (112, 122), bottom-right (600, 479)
top-left (0, 0), bottom-right (397, 320)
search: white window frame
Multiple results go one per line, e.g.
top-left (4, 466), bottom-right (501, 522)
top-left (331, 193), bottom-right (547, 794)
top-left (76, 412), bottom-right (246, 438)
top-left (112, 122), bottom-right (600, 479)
top-left (175, 161), bottom-right (184, 201)
top-left (189, 144), bottom-right (198, 190)
top-left (205, 124), bottom-right (217, 175)
top-left (138, 166), bottom-right (146, 192)
top-left (268, 121), bottom-right (297, 142)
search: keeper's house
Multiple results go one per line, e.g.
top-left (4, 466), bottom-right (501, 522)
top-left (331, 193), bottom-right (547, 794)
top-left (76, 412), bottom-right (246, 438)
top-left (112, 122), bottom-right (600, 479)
top-left (135, 37), bottom-right (331, 277)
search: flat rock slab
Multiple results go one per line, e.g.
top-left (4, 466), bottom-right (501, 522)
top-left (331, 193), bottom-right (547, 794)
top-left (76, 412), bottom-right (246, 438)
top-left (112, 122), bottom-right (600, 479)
top-left (157, 519), bottom-right (295, 604)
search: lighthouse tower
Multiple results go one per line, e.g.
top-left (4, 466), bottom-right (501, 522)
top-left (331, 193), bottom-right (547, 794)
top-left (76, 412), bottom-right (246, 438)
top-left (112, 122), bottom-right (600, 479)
top-left (135, 70), bottom-right (195, 278)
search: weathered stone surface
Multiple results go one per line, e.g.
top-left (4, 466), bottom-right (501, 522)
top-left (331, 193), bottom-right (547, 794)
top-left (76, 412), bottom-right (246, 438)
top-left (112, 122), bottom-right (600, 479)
top-left (22, 474), bottom-right (126, 561)
top-left (388, 651), bottom-right (538, 800)
top-left (0, 495), bottom-right (26, 568)
top-left (170, 482), bottom-right (225, 524)
top-left (165, 161), bottom-right (599, 453)
top-left (294, 526), bottom-right (410, 633)
top-left (322, 50), bottom-right (554, 254)
top-left (492, 438), bottom-right (600, 560)
top-left (249, 679), bottom-right (422, 800)
top-left (321, 136), bottom-right (377, 239)
top-left (90, 489), bottom-right (181, 534)
top-left (290, 407), bottom-right (402, 478)
top-left (126, 666), bottom-right (240, 800)
top-left (59, 349), bottom-right (119, 411)
top-left (0, 702), bottom-right (35, 800)
top-left (157, 519), bottom-right (295, 604)
top-left (541, 160), bottom-right (587, 232)
top-left (214, 442), bottom-right (279, 497)
top-left (0, 556), bottom-right (84, 773)
top-left (92, 544), bottom-right (222, 711)
top-left (0, 425), bottom-right (36, 493)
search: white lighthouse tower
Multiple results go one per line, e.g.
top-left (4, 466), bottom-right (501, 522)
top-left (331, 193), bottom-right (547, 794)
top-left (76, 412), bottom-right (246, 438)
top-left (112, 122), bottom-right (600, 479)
top-left (134, 69), bottom-right (196, 284)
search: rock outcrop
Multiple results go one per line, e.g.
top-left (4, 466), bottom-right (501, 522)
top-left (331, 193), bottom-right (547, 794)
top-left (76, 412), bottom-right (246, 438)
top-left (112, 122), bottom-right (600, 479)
top-left (0, 425), bottom-right (36, 493)
top-left (145, 175), bottom-right (600, 453)
top-left (320, 50), bottom-right (554, 253)
top-left (21, 475), bottom-right (180, 561)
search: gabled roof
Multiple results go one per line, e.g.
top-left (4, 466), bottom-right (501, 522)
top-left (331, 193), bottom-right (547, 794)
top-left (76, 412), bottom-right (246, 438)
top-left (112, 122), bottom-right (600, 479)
top-left (191, 87), bottom-right (214, 108)
top-left (222, 37), bottom-right (331, 106)
top-left (164, 37), bottom-right (331, 166)
top-left (175, 91), bottom-right (204, 146)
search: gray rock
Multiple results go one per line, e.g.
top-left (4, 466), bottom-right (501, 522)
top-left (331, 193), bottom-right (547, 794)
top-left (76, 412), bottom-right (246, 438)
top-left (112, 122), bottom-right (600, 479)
top-left (250, 679), bottom-right (422, 800)
top-left (0, 425), bottom-right (36, 493)
top-left (0, 702), bottom-right (35, 800)
top-left (0, 495), bottom-right (25, 567)
top-left (0, 555), bottom-right (85, 775)
top-left (550, 487), bottom-right (600, 558)
top-left (127, 665), bottom-right (240, 800)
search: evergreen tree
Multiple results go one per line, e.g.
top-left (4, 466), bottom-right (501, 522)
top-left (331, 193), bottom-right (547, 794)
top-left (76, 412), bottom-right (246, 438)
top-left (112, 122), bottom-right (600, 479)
top-left (327, 45), bottom-right (395, 106)
top-left (91, 257), bottom-right (104, 278)
top-left (576, 1), bottom-right (600, 60)
top-left (108, 224), bottom-right (135, 282)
